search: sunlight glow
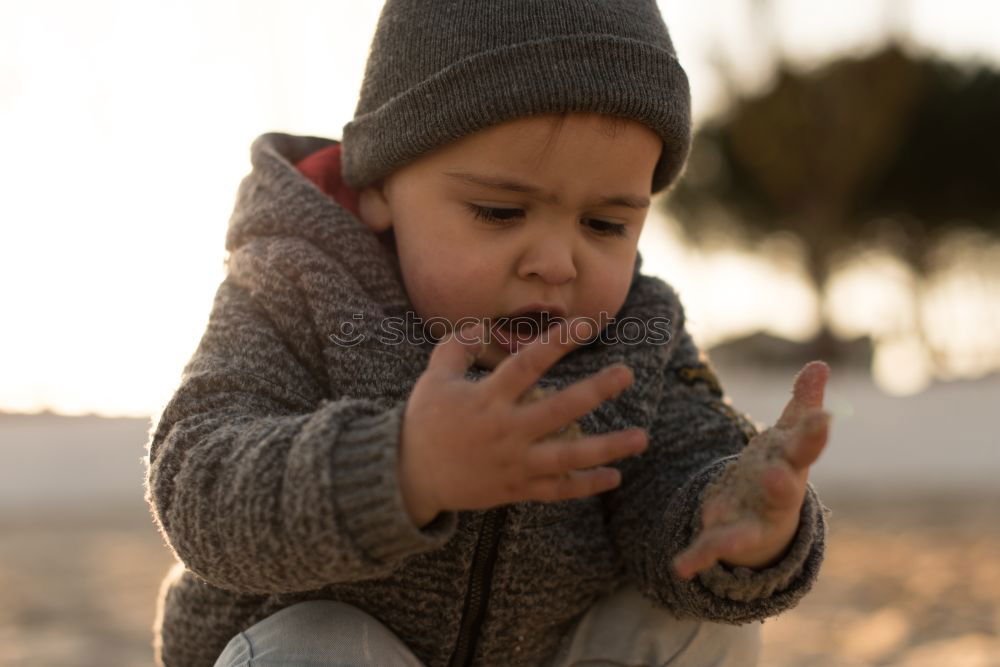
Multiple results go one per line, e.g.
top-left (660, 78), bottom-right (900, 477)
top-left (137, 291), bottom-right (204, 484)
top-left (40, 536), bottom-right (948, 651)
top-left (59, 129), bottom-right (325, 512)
top-left (873, 336), bottom-right (933, 395)
top-left (826, 252), bottom-right (918, 340)
top-left (0, 1), bottom-right (384, 417)
top-left (920, 233), bottom-right (1000, 381)
top-left (639, 211), bottom-right (820, 348)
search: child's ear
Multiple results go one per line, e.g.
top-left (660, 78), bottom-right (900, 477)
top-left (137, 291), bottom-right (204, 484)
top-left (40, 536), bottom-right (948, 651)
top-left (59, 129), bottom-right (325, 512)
top-left (358, 181), bottom-right (392, 232)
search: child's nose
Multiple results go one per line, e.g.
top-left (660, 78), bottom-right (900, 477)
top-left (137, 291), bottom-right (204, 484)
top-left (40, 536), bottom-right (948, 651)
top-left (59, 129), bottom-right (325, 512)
top-left (516, 234), bottom-right (578, 285)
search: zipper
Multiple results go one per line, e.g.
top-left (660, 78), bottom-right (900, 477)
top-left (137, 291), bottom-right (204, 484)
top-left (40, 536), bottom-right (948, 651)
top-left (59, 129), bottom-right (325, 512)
top-left (448, 505), bottom-right (508, 667)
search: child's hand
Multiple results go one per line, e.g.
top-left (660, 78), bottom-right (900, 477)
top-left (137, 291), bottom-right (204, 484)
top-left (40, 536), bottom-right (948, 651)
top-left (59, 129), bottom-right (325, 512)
top-left (398, 318), bottom-right (649, 527)
top-left (672, 361), bottom-right (831, 580)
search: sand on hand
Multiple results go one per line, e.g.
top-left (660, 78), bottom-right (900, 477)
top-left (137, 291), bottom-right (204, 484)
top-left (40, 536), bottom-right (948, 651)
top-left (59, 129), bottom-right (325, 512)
top-left (702, 427), bottom-right (788, 525)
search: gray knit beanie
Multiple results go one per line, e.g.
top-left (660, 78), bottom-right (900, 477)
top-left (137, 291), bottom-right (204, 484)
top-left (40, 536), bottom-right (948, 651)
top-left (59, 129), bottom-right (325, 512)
top-left (341, 0), bottom-right (691, 194)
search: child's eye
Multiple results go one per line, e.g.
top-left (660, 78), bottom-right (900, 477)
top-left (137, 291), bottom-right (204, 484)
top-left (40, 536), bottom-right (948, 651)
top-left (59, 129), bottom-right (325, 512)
top-left (466, 204), bottom-right (626, 238)
top-left (584, 219), bottom-right (627, 238)
top-left (466, 204), bottom-right (524, 225)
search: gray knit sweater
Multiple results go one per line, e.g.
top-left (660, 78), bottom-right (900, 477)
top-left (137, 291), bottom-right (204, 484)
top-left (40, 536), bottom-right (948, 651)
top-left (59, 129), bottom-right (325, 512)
top-left (143, 132), bottom-right (827, 667)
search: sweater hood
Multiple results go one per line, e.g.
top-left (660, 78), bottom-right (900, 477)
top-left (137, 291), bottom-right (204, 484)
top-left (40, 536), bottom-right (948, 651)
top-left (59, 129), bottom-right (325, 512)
top-left (226, 133), bottom-right (399, 282)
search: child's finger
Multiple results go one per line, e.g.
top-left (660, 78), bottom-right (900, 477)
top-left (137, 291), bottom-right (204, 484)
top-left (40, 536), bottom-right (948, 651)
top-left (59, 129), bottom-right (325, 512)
top-left (426, 321), bottom-right (485, 377)
top-left (515, 363), bottom-right (633, 441)
top-left (482, 317), bottom-right (597, 402)
top-left (522, 467), bottom-right (621, 503)
top-left (522, 428), bottom-right (646, 478)
top-left (775, 361), bottom-right (830, 431)
top-left (673, 521), bottom-right (761, 579)
top-left (784, 410), bottom-right (830, 470)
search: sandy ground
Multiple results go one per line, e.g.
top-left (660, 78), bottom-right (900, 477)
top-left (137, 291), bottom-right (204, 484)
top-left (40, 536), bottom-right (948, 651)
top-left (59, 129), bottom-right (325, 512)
top-left (758, 492), bottom-right (1000, 666)
top-left (1, 493), bottom-right (998, 667)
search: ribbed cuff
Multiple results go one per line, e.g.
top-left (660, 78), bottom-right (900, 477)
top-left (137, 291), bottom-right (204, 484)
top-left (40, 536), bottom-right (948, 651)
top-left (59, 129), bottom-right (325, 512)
top-left (329, 401), bottom-right (458, 564)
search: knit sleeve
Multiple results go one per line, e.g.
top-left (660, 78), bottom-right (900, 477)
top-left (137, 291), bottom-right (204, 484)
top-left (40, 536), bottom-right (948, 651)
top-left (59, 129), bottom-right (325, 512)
top-left (600, 325), bottom-right (828, 623)
top-left (143, 276), bottom-right (458, 595)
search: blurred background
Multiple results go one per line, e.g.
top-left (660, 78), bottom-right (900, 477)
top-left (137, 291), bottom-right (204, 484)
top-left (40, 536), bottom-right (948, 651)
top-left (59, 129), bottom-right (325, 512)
top-left (1, 0), bottom-right (997, 665)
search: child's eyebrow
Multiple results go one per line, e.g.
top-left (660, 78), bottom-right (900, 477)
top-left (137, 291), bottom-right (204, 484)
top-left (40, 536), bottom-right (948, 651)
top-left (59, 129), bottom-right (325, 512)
top-left (443, 170), bottom-right (650, 210)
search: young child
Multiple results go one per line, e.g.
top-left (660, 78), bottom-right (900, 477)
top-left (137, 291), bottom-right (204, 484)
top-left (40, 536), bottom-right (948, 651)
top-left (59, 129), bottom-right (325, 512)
top-left (143, 1), bottom-right (832, 665)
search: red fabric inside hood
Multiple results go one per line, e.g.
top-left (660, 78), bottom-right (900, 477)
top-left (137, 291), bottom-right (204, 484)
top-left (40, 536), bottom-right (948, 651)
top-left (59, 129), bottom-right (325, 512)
top-left (294, 143), bottom-right (362, 219)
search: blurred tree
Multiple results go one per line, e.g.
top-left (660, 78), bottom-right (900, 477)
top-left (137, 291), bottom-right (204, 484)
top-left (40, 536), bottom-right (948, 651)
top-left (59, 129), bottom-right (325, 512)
top-left (666, 43), bottom-right (1000, 362)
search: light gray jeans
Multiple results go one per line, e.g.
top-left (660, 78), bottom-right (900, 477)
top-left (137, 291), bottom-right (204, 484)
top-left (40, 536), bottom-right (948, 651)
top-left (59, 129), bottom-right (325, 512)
top-left (214, 582), bottom-right (761, 666)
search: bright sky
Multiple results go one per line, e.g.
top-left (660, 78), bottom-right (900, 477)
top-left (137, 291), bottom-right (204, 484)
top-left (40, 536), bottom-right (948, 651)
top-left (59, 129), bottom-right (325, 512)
top-left (2, 0), bottom-right (999, 416)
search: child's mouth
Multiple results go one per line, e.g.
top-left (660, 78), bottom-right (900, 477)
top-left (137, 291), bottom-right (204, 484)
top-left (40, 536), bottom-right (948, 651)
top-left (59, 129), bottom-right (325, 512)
top-left (490, 311), bottom-right (559, 353)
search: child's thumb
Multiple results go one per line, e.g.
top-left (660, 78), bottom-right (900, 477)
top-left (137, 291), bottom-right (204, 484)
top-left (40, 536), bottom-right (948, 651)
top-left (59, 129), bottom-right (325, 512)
top-left (429, 321), bottom-right (485, 376)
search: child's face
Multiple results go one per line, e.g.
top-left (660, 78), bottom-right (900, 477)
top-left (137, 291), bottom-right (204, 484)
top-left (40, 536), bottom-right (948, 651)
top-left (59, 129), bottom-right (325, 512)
top-left (358, 112), bottom-right (661, 370)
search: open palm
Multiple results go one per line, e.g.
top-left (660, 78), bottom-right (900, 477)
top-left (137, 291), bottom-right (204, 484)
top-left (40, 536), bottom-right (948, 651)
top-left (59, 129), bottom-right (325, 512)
top-left (674, 361), bottom-right (831, 579)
